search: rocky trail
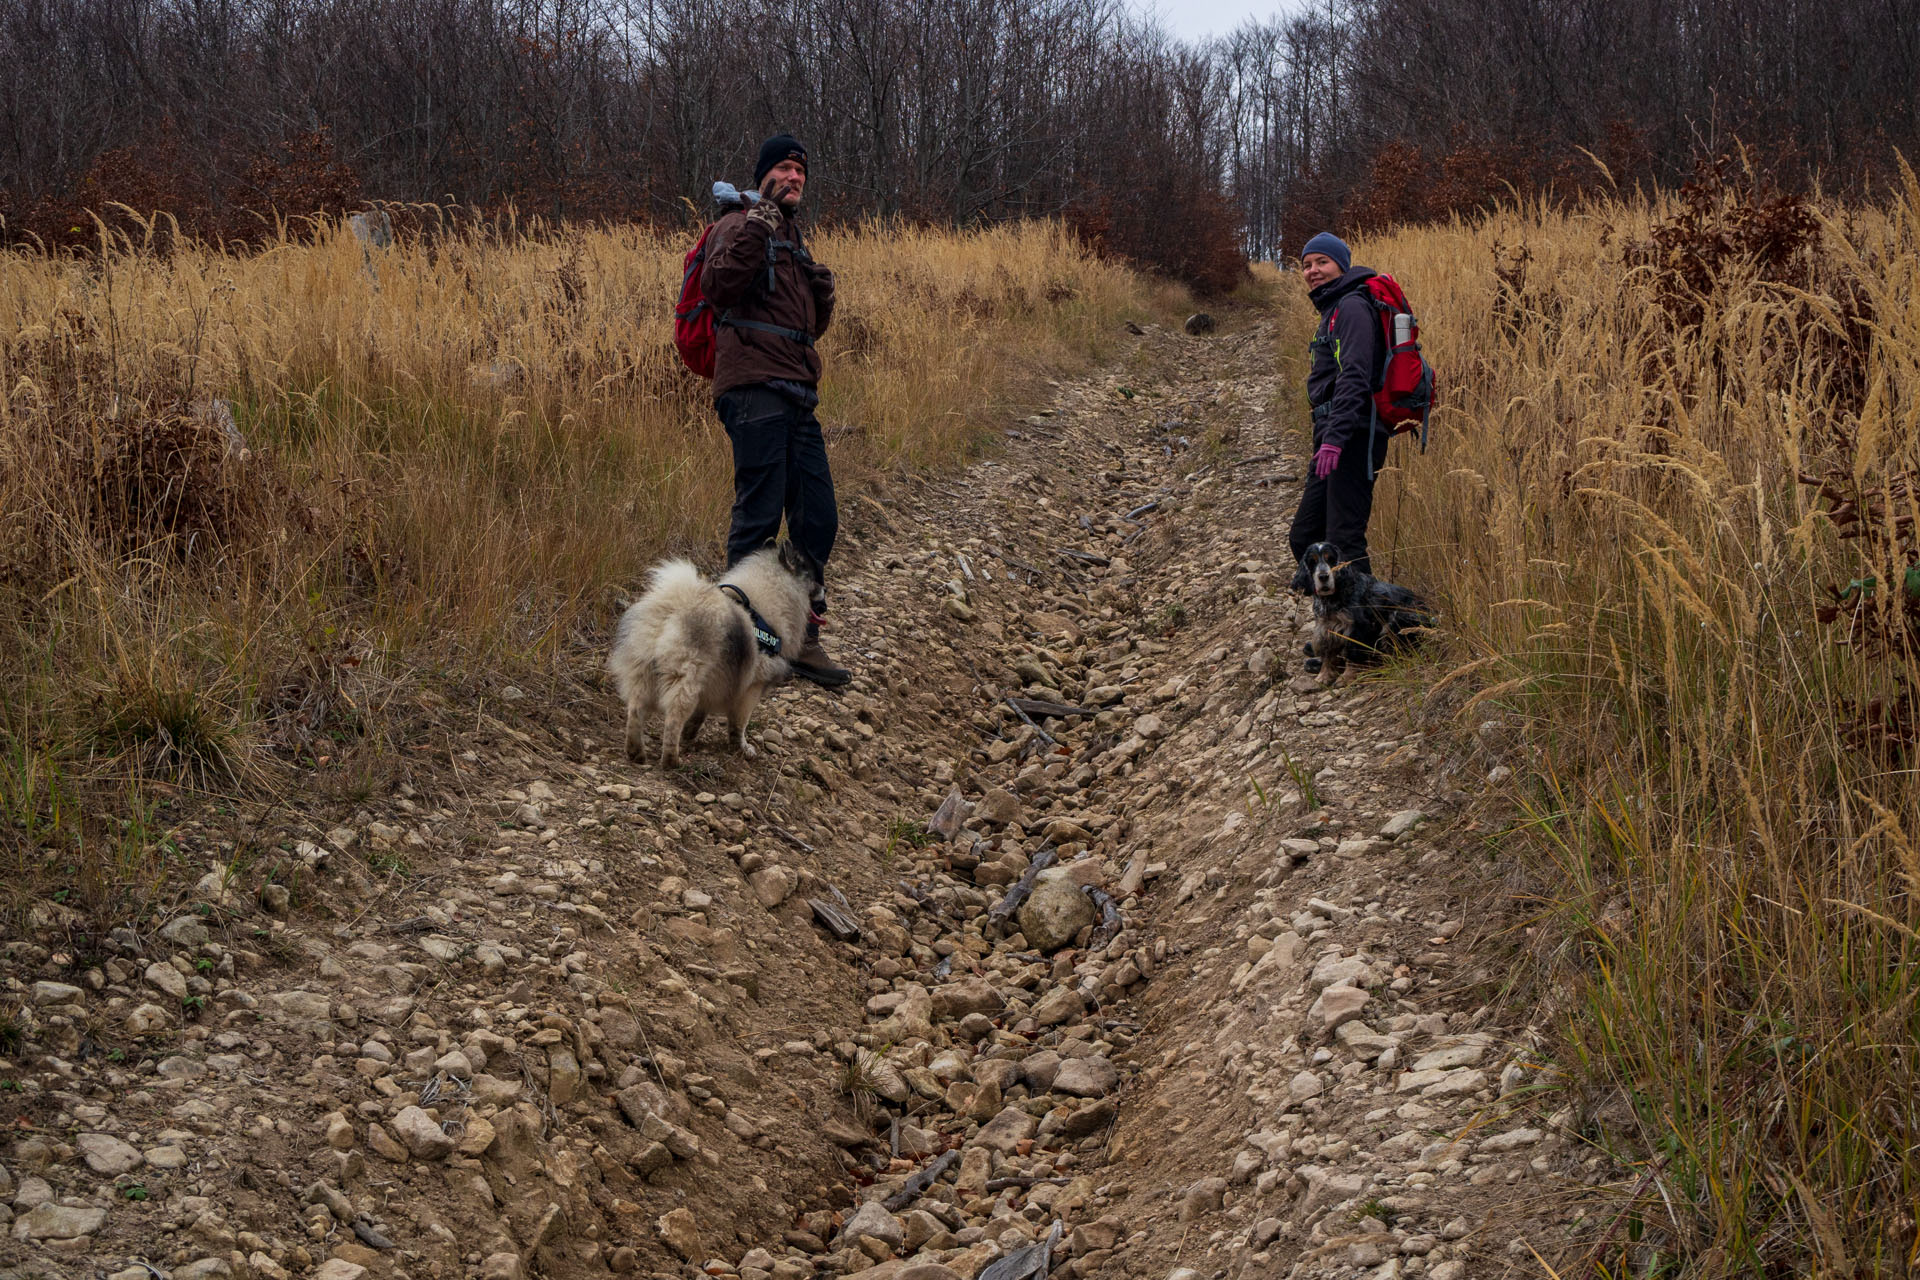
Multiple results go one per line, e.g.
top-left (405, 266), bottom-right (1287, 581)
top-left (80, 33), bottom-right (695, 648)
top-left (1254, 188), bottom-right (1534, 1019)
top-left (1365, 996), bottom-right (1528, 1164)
top-left (2, 314), bottom-right (1605, 1280)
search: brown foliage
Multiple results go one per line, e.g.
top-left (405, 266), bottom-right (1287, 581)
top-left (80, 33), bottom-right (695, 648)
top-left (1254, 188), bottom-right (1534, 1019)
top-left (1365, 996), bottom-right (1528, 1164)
top-left (5, 123), bottom-right (366, 251)
top-left (1068, 184), bottom-right (1247, 297)
top-left (74, 410), bottom-right (299, 556)
top-left (239, 131), bottom-right (364, 232)
top-left (1624, 155), bottom-right (1823, 328)
top-left (1341, 126), bottom-right (1646, 234)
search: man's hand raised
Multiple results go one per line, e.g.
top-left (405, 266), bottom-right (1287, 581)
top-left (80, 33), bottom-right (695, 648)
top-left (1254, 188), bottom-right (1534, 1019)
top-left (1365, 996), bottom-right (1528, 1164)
top-left (758, 171), bottom-right (798, 207)
top-left (744, 195), bottom-right (783, 229)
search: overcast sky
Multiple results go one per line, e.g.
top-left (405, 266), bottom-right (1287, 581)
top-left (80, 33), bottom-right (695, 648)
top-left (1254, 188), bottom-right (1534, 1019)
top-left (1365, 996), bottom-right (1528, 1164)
top-left (1135, 0), bottom-right (1295, 44)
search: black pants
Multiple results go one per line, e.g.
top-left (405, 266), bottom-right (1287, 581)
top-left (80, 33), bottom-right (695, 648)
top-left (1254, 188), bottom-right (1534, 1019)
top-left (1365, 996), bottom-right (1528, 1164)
top-left (716, 385), bottom-right (837, 588)
top-left (1289, 419), bottom-right (1392, 575)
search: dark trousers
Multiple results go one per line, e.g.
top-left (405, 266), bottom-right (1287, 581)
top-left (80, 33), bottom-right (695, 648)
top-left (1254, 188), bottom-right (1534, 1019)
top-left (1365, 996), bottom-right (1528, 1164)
top-left (716, 385), bottom-right (837, 590)
top-left (1289, 419), bottom-right (1393, 575)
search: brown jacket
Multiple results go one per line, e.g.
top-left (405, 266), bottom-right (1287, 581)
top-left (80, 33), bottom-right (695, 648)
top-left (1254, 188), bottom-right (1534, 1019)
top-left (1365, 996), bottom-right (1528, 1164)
top-left (700, 202), bottom-right (835, 397)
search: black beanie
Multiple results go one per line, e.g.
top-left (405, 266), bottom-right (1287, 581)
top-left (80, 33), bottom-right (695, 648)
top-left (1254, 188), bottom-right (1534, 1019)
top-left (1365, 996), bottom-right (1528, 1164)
top-left (754, 134), bottom-right (809, 184)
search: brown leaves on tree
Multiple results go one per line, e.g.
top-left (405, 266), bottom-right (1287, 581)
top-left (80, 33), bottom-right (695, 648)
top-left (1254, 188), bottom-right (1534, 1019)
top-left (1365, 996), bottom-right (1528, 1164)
top-left (1624, 155), bottom-right (1823, 329)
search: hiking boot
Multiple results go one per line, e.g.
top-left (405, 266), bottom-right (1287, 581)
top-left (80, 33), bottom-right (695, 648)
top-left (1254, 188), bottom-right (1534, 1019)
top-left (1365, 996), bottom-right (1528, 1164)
top-left (791, 635), bottom-right (851, 688)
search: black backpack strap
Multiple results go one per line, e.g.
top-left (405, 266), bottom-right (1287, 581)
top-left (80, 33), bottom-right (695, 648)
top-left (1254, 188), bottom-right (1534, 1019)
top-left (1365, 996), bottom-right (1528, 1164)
top-left (716, 314), bottom-right (814, 347)
top-left (1338, 290), bottom-right (1393, 393)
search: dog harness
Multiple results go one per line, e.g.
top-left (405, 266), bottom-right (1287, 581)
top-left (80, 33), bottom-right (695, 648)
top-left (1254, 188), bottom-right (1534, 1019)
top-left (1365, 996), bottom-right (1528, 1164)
top-left (718, 584), bottom-right (783, 656)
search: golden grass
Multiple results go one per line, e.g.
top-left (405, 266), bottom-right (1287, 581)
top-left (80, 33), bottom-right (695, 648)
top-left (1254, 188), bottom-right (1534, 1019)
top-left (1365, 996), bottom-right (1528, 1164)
top-left (1336, 168), bottom-right (1920, 1272)
top-left (0, 213), bottom-right (1181, 916)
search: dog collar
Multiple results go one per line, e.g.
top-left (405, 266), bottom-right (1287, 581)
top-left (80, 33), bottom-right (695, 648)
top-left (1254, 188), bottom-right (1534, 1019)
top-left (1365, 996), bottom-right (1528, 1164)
top-left (718, 584), bottom-right (783, 656)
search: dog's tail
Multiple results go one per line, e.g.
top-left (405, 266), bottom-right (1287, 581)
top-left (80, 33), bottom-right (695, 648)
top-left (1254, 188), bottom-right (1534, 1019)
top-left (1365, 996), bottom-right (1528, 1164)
top-left (639, 558), bottom-right (715, 621)
top-left (647, 558), bottom-right (705, 596)
top-left (609, 559), bottom-right (711, 702)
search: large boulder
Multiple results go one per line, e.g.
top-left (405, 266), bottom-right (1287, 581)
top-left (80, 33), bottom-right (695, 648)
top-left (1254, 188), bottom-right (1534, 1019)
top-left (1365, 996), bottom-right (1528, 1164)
top-left (930, 977), bottom-right (1004, 1021)
top-left (749, 865), bottom-right (798, 908)
top-left (974, 787), bottom-right (1024, 828)
top-left (1016, 868), bottom-right (1097, 954)
top-left (391, 1106), bottom-right (454, 1160)
top-left (1051, 1057), bottom-right (1117, 1098)
top-left (840, 1200), bottom-right (905, 1251)
top-left (656, 1208), bottom-right (702, 1262)
top-left (1029, 986), bottom-right (1085, 1027)
top-left (77, 1133), bottom-right (143, 1175)
top-left (13, 1201), bottom-right (107, 1241)
top-left (869, 983), bottom-right (934, 1043)
top-left (974, 1106), bottom-right (1039, 1154)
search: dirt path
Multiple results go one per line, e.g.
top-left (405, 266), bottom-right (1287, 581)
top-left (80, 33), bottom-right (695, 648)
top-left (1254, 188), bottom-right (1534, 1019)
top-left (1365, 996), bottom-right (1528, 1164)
top-left (2, 313), bottom-right (1596, 1280)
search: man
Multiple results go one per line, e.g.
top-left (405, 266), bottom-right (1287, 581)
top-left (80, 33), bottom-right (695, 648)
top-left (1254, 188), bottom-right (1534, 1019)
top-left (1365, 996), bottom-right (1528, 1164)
top-left (1289, 231), bottom-right (1391, 577)
top-left (701, 133), bottom-right (848, 687)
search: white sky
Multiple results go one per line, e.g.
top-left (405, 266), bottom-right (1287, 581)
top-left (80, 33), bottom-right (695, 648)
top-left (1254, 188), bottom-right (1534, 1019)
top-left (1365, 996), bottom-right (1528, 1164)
top-left (1134, 0), bottom-right (1295, 44)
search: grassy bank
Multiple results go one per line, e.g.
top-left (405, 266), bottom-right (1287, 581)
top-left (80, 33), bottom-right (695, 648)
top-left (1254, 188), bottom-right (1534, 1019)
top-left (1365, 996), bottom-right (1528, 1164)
top-left (0, 214), bottom-right (1182, 920)
top-left (1341, 167), bottom-right (1920, 1272)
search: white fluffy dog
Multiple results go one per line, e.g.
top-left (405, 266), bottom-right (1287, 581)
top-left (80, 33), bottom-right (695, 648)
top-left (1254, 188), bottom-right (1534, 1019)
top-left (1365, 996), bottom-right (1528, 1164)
top-left (607, 543), bottom-right (815, 767)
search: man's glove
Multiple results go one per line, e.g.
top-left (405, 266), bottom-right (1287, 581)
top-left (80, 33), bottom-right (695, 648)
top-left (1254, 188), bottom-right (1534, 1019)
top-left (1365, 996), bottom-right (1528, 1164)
top-left (1313, 443), bottom-right (1342, 479)
top-left (745, 198), bottom-right (783, 230)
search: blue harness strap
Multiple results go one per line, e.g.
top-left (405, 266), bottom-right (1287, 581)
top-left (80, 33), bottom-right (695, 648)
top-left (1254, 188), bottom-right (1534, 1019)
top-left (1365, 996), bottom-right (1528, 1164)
top-left (718, 584), bottom-right (783, 656)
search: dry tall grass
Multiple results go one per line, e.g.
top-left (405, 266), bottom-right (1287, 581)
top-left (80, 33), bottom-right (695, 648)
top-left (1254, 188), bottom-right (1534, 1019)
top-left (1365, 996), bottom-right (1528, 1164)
top-left (1339, 166), bottom-right (1920, 1272)
top-left (0, 213), bottom-right (1178, 917)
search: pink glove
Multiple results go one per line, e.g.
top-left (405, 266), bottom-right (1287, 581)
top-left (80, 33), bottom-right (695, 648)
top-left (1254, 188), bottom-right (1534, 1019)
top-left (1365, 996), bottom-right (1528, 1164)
top-left (1313, 443), bottom-right (1342, 479)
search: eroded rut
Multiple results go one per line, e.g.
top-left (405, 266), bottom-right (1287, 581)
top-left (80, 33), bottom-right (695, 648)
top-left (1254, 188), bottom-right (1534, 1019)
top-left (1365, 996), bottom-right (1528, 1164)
top-left (2, 314), bottom-right (1598, 1280)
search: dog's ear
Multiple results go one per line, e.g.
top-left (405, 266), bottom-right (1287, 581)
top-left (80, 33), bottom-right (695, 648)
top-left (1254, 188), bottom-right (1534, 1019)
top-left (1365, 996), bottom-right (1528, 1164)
top-left (777, 540), bottom-right (808, 577)
top-left (1289, 560), bottom-right (1313, 595)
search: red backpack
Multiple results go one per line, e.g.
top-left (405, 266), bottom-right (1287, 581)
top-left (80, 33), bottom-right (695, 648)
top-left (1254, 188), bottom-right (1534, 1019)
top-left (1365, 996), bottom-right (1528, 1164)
top-left (1329, 273), bottom-right (1437, 449)
top-left (673, 223), bottom-right (722, 379)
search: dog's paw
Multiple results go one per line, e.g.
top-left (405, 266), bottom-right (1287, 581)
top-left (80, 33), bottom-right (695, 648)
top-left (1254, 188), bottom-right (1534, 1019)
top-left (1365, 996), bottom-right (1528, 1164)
top-left (736, 739), bottom-right (758, 759)
top-left (1301, 641), bottom-right (1316, 658)
top-left (625, 741), bottom-right (646, 764)
top-left (1303, 657), bottom-right (1322, 673)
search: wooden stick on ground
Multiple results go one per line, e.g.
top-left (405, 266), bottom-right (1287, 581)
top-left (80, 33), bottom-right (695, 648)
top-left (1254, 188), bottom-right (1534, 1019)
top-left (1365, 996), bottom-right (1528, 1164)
top-left (882, 1149), bottom-right (960, 1211)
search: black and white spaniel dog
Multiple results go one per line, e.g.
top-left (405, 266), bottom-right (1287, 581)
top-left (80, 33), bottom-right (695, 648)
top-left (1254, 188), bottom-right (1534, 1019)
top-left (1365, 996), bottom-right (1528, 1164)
top-left (1289, 542), bottom-right (1434, 676)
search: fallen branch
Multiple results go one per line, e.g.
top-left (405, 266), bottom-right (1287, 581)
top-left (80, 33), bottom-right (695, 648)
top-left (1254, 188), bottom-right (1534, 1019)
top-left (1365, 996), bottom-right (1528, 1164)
top-left (883, 1149), bottom-right (960, 1211)
top-left (994, 548), bottom-right (1046, 577)
top-left (1003, 696), bottom-right (1058, 747)
top-left (968, 659), bottom-right (1056, 747)
top-left (768, 822), bottom-right (815, 854)
top-left (808, 898), bottom-right (861, 942)
top-left (1086, 886), bottom-right (1123, 949)
top-left (984, 1175), bottom-right (1072, 1191)
top-left (987, 846), bottom-right (1060, 929)
top-left (352, 1219), bottom-right (397, 1250)
top-left (1008, 697), bottom-right (1097, 720)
